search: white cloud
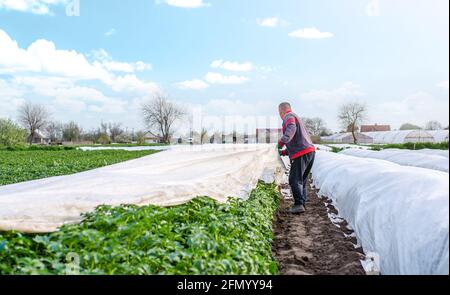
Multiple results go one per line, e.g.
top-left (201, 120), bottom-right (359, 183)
top-left (0, 29), bottom-right (111, 81)
top-left (135, 61), bottom-right (152, 71)
top-left (176, 79), bottom-right (209, 90)
top-left (0, 28), bottom-right (162, 127)
top-left (301, 82), bottom-right (364, 106)
top-left (371, 92), bottom-right (449, 128)
top-left (257, 17), bottom-right (288, 28)
top-left (8, 76), bottom-right (128, 114)
top-left (110, 75), bottom-right (160, 94)
top-left (163, 0), bottom-right (210, 8)
top-left (437, 80), bottom-right (449, 90)
top-left (0, 79), bottom-right (26, 118)
top-left (210, 60), bottom-right (254, 72)
top-left (91, 49), bottom-right (152, 73)
top-left (0, 0), bottom-right (67, 15)
top-left (105, 29), bottom-right (116, 37)
top-left (297, 83), bottom-right (449, 130)
top-left (295, 82), bottom-right (366, 131)
top-left (289, 27), bottom-right (333, 39)
top-left (204, 72), bottom-right (249, 85)
top-left (257, 17), bottom-right (280, 28)
top-left (0, 29), bottom-right (158, 97)
top-left (204, 99), bottom-right (275, 117)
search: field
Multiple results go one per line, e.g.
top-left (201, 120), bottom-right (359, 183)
top-left (1, 144), bottom-right (448, 275)
top-left (0, 149), bottom-right (158, 186)
top-left (0, 182), bottom-right (279, 275)
top-left (0, 145), bottom-right (281, 275)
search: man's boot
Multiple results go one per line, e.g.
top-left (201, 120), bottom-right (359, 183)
top-left (288, 204), bottom-right (306, 214)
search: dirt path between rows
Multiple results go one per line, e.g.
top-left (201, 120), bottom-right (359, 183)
top-left (273, 181), bottom-right (366, 275)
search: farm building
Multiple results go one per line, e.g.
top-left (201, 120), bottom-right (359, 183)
top-left (29, 130), bottom-right (51, 144)
top-left (361, 124), bottom-right (391, 132)
top-left (144, 134), bottom-right (160, 144)
top-left (362, 130), bottom-right (435, 144)
top-left (321, 132), bottom-right (374, 144)
top-left (256, 128), bottom-right (282, 144)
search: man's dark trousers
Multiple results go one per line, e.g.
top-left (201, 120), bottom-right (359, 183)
top-left (289, 152), bottom-right (316, 206)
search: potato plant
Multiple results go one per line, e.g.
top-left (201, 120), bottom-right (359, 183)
top-left (0, 149), bottom-right (158, 186)
top-left (0, 182), bottom-right (280, 275)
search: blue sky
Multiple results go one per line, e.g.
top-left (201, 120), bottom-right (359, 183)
top-left (0, 0), bottom-right (448, 133)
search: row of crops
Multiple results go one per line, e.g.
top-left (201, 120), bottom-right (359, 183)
top-left (0, 149), bottom-right (158, 186)
top-left (0, 181), bottom-right (279, 275)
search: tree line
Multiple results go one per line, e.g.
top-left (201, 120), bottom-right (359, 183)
top-left (0, 97), bottom-right (447, 148)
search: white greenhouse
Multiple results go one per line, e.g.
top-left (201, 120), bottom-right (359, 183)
top-left (362, 130), bottom-right (435, 144)
top-left (321, 133), bottom-right (373, 144)
top-left (427, 130), bottom-right (449, 143)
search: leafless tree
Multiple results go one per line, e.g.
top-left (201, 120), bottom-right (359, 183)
top-left (100, 122), bottom-right (109, 135)
top-left (141, 94), bottom-right (185, 144)
top-left (200, 128), bottom-right (209, 145)
top-left (46, 121), bottom-right (63, 143)
top-left (302, 117), bottom-right (328, 137)
top-left (338, 102), bottom-right (367, 144)
top-left (18, 102), bottom-right (51, 145)
top-left (425, 121), bottom-right (443, 131)
top-left (108, 122), bottom-right (124, 143)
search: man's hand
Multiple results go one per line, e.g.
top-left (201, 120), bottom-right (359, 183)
top-left (278, 147), bottom-right (288, 157)
top-left (278, 141), bottom-right (287, 157)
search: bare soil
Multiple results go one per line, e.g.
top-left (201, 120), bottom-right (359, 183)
top-left (273, 181), bottom-right (366, 275)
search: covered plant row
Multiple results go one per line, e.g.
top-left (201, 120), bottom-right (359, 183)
top-left (340, 148), bottom-right (449, 172)
top-left (311, 151), bottom-right (449, 275)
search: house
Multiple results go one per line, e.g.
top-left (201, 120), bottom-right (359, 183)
top-left (361, 124), bottom-right (391, 133)
top-left (256, 128), bottom-right (282, 144)
top-left (144, 133), bottom-right (161, 144)
top-left (30, 130), bottom-right (51, 144)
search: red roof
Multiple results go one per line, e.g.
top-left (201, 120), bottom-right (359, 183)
top-left (361, 125), bottom-right (391, 132)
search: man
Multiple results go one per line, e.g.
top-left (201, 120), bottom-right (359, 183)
top-left (278, 102), bottom-right (316, 214)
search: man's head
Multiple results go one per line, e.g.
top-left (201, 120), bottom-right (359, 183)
top-left (278, 102), bottom-right (292, 119)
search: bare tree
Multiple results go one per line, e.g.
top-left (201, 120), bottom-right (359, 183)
top-left (425, 121), bottom-right (443, 130)
top-left (108, 122), bottom-right (124, 143)
top-left (18, 102), bottom-right (51, 145)
top-left (200, 128), bottom-right (209, 145)
top-left (302, 117), bottom-right (328, 137)
top-left (141, 95), bottom-right (185, 144)
top-left (46, 121), bottom-right (63, 143)
top-left (338, 102), bottom-right (367, 144)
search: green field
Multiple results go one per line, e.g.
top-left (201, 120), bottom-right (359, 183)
top-left (0, 149), bottom-right (158, 186)
top-left (0, 182), bottom-right (279, 275)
